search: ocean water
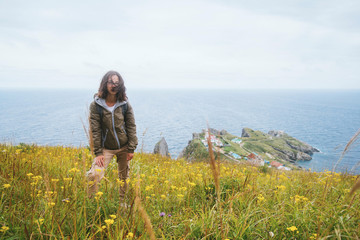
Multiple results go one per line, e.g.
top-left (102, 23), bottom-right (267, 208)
top-left (0, 89), bottom-right (359, 174)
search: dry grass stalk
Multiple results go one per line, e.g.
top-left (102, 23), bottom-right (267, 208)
top-left (206, 129), bottom-right (220, 202)
top-left (331, 128), bottom-right (360, 196)
top-left (80, 112), bottom-right (94, 155)
top-left (349, 178), bottom-right (360, 196)
top-left (333, 128), bottom-right (360, 172)
top-left (207, 128), bottom-right (220, 208)
top-left (135, 174), bottom-right (156, 240)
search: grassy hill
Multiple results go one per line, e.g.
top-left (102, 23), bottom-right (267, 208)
top-left (0, 144), bottom-right (359, 239)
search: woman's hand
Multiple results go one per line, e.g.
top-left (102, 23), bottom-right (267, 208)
top-left (95, 155), bottom-right (105, 167)
top-left (127, 153), bottom-right (134, 161)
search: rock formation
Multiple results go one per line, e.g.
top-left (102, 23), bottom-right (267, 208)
top-left (241, 128), bottom-right (251, 137)
top-left (153, 137), bottom-right (170, 157)
top-left (220, 129), bottom-right (228, 135)
top-left (268, 130), bottom-right (285, 137)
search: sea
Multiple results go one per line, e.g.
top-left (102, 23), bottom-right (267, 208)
top-left (1, 89), bottom-right (359, 174)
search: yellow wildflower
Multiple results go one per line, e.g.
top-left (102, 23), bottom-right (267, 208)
top-left (126, 232), bottom-right (134, 238)
top-left (32, 175), bottom-right (43, 181)
top-left (0, 226), bottom-right (9, 232)
top-left (51, 179), bottom-right (59, 182)
top-left (161, 195), bottom-right (166, 199)
top-left (48, 202), bottom-right (55, 207)
top-left (291, 195), bottom-right (309, 203)
top-left (35, 218), bottom-right (45, 225)
top-left (69, 168), bottom-right (80, 173)
top-left (287, 226), bottom-right (298, 232)
top-left (257, 194), bottom-right (266, 203)
top-left (95, 192), bottom-right (103, 197)
top-left (276, 185), bottom-right (286, 191)
top-left (105, 219), bottom-right (114, 225)
top-left (188, 181), bottom-right (196, 187)
top-left (3, 184), bottom-right (11, 189)
top-left (309, 233), bottom-right (318, 239)
top-left (110, 215), bottom-right (116, 219)
top-left (117, 179), bottom-right (125, 187)
top-left (27, 173), bottom-right (34, 177)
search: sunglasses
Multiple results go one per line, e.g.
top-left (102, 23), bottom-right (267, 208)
top-left (108, 80), bottom-right (120, 86)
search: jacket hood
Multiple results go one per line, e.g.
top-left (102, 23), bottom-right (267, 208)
top-left (94, 95), bottom-right (127, 111)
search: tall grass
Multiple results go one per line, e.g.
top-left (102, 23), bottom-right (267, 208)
top-left (333, 128), bottom-right (360, 173)
top-left (0, 144), bottom-right (359, 239)
top-left (332, 128), bottom-right (360, 197)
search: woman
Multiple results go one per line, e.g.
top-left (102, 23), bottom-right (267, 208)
top-left (87, 70), bottom-right (138, 203)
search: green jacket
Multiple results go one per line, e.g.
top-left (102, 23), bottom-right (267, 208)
top-left (89, 96), bottom-right (138, 156)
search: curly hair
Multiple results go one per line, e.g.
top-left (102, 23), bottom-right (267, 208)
top-left (98, 70), bottom-right (127, 101)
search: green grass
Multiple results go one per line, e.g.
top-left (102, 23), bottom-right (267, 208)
top-left (224, 141), bottom-right (249, 157)
top-left (0, 144), bottom-right (359, 239)
top-left (181, 139), bottom-right (209, 161)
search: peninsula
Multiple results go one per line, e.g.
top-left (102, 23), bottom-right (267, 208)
top-left (179, 128), bottom-right (319, 170)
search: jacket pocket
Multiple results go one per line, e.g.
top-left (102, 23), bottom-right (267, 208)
top-left (121, 124), bottom-right (127, 134)
top-left (117, 131), bottom-right (128, 146)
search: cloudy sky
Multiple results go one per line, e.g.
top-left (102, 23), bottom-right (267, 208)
top-left (0, 0), bottom-right (359, 89)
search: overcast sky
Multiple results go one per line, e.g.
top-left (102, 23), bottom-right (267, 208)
top-left (0, 0), bottom-right (359, 89)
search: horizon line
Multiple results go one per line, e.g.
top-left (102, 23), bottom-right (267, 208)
top-left (1, 87), bottom-right (360, 91)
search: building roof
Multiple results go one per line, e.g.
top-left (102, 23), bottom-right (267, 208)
top-left (270, 161), bottom-right (283, 168)
top-left (248, 153), bottom-right (257, 159)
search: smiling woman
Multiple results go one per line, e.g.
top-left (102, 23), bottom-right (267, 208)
top-left (86, 70), bottom-right (138, 204)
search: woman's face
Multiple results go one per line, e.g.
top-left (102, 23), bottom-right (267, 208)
top-left (107, 75), bottom-right (120, 95)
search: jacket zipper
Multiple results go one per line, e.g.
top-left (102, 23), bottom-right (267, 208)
top-left (102, 129), bottom-right (109, 147)
top-left (112, 111), bottom-right (121, 149)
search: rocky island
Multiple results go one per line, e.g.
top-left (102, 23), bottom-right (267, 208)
top-left (179, 128), bottom-right (319, 170)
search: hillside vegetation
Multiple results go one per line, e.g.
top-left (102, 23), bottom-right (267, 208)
top-left (0, 144), bottom-right (359, 239)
